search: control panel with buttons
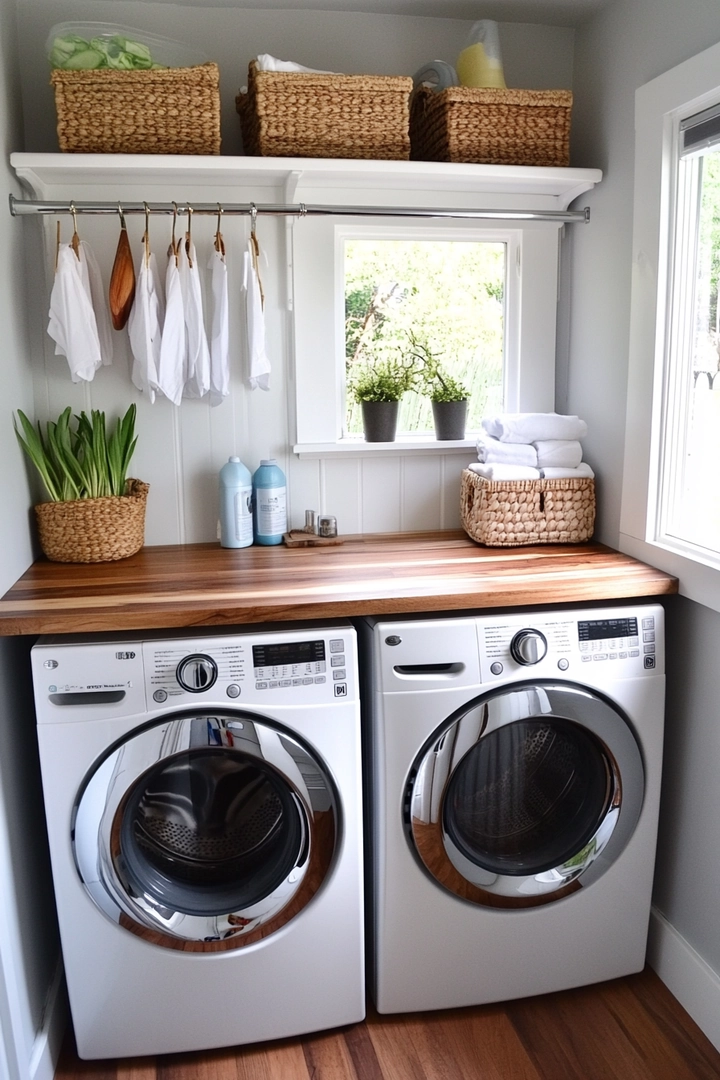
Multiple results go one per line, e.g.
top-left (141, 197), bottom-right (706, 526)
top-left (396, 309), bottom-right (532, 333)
top-left (143, 631), bottom-right (352, 707)
top-left (478, 607), bottom-right (663, 680)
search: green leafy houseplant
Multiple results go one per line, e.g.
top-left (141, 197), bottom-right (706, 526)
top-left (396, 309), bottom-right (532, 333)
top-left (349, 357), bottom-right (419, 443)
top-left (404, 334), bottom-right (469, 440)
top-left (13, 404), bottom-right (148, 564)
top-left (404, 333), bottom-right (469, 403)
top-left (13, 404), bottom-right (138, 502)
top-left (349, 356), bottom-right (419, 403)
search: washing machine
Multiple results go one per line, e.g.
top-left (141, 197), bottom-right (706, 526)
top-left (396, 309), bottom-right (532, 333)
top-left (360, 603), bottom-right (665, 1014)
top-left (31, 621), bottom-right (364, 1059)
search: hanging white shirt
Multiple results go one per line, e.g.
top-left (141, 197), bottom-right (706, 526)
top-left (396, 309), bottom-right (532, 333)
top-left (156, 243), bottom-right (186, 406)
top-left (128, 248), bottom-right (165, 403)
top-left (207, 245), bottom-right (230, 407)
top-left (243, 239), bottom-right (271, 391)
top-left (47, 243), bottom-right (105, 382)
top-left (178, 236), bottom-right (211, 399)
top-left (82, 240), bottom-right (114, 367)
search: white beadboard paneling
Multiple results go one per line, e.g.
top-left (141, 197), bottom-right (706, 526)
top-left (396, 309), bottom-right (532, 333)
top-left (323, 457), bottom-right (363, 536)
top-left (400, 455), bottom-right (443, 532)
top-left (441, 456), bottom-right (473, 530)
top-left (361, 457), bottom-right (402, 534)
top-left (286, 457), bottom-right (322, 533)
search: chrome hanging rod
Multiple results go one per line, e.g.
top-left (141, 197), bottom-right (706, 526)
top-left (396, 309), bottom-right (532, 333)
top-left (8, 194), bottom-right (590, 224)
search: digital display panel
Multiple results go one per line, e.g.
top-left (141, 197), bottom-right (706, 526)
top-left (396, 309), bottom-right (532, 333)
top-left (252, 640), bottom-right (326, 667)
top-left (578, 618), bottom-right (638, 642)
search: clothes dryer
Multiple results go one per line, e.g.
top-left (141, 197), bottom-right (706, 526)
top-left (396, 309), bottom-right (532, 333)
top-left (32, 622), bottom-right (363, 1058)
top-left (360, 604), bottom-right (664, 1013)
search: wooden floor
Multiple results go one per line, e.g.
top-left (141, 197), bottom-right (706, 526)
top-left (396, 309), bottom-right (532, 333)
top-left (57, 968), bottom-right (720, 1080)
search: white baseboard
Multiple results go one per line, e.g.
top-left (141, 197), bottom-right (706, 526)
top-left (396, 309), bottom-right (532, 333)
top-left (27, 963), bottom-right (66, 1080)
top-left (648, 906), bottom-right (720, 1052)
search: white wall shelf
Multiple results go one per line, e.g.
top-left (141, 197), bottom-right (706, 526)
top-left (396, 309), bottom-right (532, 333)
top-left (10, 153), bottom-right (601, 212)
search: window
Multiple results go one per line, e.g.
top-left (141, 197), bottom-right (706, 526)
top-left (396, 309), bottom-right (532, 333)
top-left (659, 121), bottom-right (720, 555)
top-left (344, 237), bottom-right (506, 437)
top-left (621, 39), bottom-right (720, 612)
top-left (292, 217), bottom-right (561, 452)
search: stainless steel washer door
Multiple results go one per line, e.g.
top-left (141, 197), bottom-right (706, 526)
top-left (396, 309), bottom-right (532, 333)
top-left (73, 711), bottom-right (338, 950)
top-left (406, 682), bottom-right (644, 908)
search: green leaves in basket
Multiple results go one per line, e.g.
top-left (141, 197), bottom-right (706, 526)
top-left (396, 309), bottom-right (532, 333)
top-left (49, 33), bottom-right (163, 71)
top-left (14, 404), bottom-right (138, 503)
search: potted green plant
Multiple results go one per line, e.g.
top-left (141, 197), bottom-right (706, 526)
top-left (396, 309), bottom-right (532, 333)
top-left (13, 403), bottom-right (148, 563)
top-left (406, 334), bottom-right (469, 440)
top-left (349, 356), bottom-right (418, 442)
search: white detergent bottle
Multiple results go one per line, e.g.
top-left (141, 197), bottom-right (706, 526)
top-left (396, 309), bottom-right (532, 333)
top-left (253, 458), bottom-right (287, 545)
top-left (219, 456), bottom-right (253, 548)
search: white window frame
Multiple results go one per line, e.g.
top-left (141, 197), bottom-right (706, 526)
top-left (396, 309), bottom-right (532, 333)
top-left (291, 216), bottom-right (562, 456)
top-left (620, 38), bottom-right (720, 614)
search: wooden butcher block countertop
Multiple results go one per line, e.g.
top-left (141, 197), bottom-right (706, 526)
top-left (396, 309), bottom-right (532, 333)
top-left (0, 531), bottom-right (678, 637)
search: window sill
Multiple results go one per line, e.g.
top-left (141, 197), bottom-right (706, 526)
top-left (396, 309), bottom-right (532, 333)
top-left (619, 532), bottom-right (720, 615)
top-left (293, 437), bottom-right (477, 459)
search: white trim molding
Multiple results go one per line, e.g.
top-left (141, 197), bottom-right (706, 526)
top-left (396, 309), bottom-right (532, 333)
top-left (648, 906), bottom-right (720, 1052)
top-left (620, 39), bottom-right (720, 614)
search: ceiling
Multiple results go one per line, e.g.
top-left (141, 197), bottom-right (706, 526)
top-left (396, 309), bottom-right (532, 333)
top-left (90, 0), bottom-right (612, 28)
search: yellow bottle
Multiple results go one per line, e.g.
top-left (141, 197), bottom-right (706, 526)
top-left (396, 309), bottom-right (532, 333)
top-left (456, 21), bottom-right (506, 89)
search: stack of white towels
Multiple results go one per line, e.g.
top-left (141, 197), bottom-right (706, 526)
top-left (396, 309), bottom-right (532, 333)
top-left (469, 413), bottom-right (594, 481)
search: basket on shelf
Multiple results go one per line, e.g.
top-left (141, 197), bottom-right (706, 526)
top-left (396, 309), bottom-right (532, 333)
top-left (460, 469), bottom-right (594, 547)
top-left (51, 63), bottom-right (221, 154)
top-left (410, 85), bottom-right (572, 166)
top-left (236, 60), bottom-right (413, 159)
top-left (34, 480), bottom-right (149, 563)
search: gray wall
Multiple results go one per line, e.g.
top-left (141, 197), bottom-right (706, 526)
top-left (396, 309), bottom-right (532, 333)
top-left (0, 0), bottom-right (60, 1075)
top-left (569, 0), bottom-right (720, 975)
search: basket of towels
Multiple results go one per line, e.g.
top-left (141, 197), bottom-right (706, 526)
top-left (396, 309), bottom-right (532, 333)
top-left (460, 413), bottom-right (595, 547)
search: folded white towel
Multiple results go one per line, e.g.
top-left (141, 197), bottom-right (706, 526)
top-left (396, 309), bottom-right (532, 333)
top-left (468, 462), bottom-right (541, 481)
top-left (534, 439), bottom-right (583, 469)
top-left (541, 463), bottom-right (595, 479)
top-left (482, 412), bottom-right (588, 444)
top-left (477, 435), bottom-right (537, 467)
top-left (256, 53), bottom-right (337, 74)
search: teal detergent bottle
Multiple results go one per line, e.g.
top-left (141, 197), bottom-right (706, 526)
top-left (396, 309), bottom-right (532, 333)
top-left (253, 458), bottom-right (287, 545)
top-left (219, 456), bottom-right (253, 548)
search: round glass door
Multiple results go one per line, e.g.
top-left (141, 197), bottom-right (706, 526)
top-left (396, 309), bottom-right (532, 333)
top-left (118, 748), bottom-right (306, 916)
top-left (407, 682), bottom-right (644, 907)
top-left (74, 711), bottom-right (338, 950)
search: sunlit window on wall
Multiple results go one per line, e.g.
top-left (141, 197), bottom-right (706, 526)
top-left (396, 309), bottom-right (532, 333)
top-left (343, 239), bottom-right (505, 436)
top-left (659, 105), bottom-right (720, 559)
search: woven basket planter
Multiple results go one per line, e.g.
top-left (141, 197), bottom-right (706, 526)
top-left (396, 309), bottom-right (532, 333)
top-left (51, 63), bottom-right (221, 154)
top-left (236, 61), bottom-right (412, 159)
top-left (410, 85), bottom-right (572, 166)
top-left (34, 480), bottom-right (149, 563)
top-left (460, 469), bottom-right (594, 547)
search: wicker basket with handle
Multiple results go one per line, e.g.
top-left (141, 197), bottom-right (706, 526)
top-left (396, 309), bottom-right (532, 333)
top-left (410, 85), bottom-right (572, 166)
top-left (51, 63), bottom-right (221, 154)
top-left (460, 469), bottom-right (594, 547)
top-left (34, 480), bottom-right (149, 563)
top-left (236, 60), bottom-right (412, 159)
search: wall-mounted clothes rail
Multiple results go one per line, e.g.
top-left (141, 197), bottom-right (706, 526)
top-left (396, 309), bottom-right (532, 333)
top-left (8, 194), bottom-right (590, 224)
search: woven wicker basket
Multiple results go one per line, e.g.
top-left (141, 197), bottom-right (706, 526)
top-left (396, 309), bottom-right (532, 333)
top-left (236, 60), bottom-right (412, 159)
top-left (410, 85), bottom-right (572, 166)
top-left (34, 480), bottom-right (149, 563)
top-left (51, 64), bottom-right (221, 154)
top-left (460, 469), bottom-right (594, 547)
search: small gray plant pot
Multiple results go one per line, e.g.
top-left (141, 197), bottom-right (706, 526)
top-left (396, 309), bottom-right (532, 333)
top-left (432, 399), bottom-right (468, 441)
top-left (361, 400), bottom-right (400, 442)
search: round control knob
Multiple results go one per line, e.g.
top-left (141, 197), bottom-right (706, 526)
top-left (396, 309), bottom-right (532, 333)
top-left (510, 629), bottom-right (548, 666)
top-left (176, 653), bottom-right (218, 693)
